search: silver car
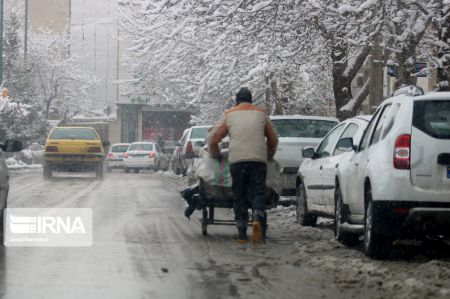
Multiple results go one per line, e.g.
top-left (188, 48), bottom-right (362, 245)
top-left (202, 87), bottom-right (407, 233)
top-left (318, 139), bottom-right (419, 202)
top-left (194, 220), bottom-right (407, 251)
top-left (270, 115), bottom-right (338, 196)
top-left (0, 140), bottom-right (23, 242)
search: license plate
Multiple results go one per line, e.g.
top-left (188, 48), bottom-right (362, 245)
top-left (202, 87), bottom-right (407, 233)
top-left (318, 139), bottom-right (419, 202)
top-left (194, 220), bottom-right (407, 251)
top-left (447, 166), bottom-right (450, 179)
top-left (64, 157), bottom-right (83, 162)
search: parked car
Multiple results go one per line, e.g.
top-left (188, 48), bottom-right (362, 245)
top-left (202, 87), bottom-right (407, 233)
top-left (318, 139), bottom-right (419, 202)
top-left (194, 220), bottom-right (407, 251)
top-left (172, 125), bottom-right (211, 175)
top-left (334, 88), bottom-right (450, 259)
top-left (270, 115), bottom-right (338, 195)
top-left (296, 116), bottom-right (371, 226)
top-left (44, 127), bottom-right (109, 179)
top-left (0, 140), bottom-right (22, 242)
top-left (106, 143), bottom-right (130, 172)
top-left (124, 142), bottom-right (169, 173)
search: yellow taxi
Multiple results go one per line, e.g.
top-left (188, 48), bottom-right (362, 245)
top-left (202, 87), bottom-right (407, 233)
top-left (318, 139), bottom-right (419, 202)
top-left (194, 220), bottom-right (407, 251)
top-left (44, 127), bottom-right (109, 179)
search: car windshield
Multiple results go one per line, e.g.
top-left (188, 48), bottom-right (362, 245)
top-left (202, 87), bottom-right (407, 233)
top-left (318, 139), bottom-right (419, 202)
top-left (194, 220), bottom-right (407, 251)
top-left (413, 100), bottom-right (450, 139)
top-left (271, 119), bottom-right (338, 138)
top-left (49, 128), bottom-right (98, 140)
top-left (128, 144), bottom-right (154, 151)
top-left (111, 145), bottom-right (129, 153)
top-left (190, 127), bottom-right (210, 139)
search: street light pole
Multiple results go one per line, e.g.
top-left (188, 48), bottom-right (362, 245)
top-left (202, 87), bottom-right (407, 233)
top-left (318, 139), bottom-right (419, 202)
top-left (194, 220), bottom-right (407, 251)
top-left (24, 0), bottom-right (28, 62)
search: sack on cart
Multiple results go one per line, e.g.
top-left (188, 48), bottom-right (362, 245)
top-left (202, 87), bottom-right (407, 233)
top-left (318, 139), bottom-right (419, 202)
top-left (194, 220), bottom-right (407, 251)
top-left (195, 154), bottom-right (282, 207)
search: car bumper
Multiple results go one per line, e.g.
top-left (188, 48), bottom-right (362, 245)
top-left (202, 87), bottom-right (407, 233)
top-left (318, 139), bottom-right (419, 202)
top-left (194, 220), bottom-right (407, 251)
top-left (45, 154), bottom-right (103, 164)
top-left (124, 158), bottom-right (156, 168)
top-left (373, 201), bottom-right (450, 237)
top-left (280, 171), bottom-right (297, 196)
top-left (107, 160), bottom-right (124, 168)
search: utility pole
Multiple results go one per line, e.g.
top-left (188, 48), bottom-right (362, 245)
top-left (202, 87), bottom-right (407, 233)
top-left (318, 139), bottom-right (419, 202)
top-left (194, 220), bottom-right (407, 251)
top-left (0, 0), bottom-right (3, 84)
top-left (24, 0), bottom-right (28, 61)
top-left (369, 39), bottom-right (384, 113)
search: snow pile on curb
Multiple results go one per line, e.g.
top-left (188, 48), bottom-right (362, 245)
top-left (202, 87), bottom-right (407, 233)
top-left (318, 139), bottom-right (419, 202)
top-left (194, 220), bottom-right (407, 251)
top-left (6, 157), bottom-right (42, 170)
top-left (269, 206), bottom-right (450, 299)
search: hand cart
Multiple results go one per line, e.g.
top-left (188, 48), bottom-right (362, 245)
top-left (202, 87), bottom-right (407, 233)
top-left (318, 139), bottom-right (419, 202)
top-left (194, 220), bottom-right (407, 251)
top-left (198, 179), bottom-right (278, 236)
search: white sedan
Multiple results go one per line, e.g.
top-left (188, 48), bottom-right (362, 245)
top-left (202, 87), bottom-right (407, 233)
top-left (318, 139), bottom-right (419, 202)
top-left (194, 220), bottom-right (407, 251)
top-left (124, 142), bottom-right (169, 173)
top-left (296, 116), bottom-right (371, 226)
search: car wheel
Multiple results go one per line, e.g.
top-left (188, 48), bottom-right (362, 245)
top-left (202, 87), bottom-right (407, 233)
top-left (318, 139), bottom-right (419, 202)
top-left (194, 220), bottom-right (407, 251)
top-left (155, 161), bottom-right (160, 171)
top-left (296, 182), bottom-right (317, 227)
top-left (43, 166), bottom-right (52, 180)
top-left (335, 185), bottom-right (359, 246)
top-left (134, 168), bottom-right (140, 174)
top-left (363, 186), bottom-right (391, 259)
top-left (124, 168), bottom-right (130, 173)
top-left (96, 164), bottom-right (104, 180)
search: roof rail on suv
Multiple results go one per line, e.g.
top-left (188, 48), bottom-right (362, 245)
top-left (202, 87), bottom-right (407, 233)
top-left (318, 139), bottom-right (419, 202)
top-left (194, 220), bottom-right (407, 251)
top-left (392, 85), bottom-right (424, 97)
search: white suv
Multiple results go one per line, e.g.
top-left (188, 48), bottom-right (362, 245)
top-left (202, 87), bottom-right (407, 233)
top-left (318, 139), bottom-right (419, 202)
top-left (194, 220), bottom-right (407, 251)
top-left (270, 115), bottom-right (338, 196)
top-left (334, 88), bottom-right (450, 259)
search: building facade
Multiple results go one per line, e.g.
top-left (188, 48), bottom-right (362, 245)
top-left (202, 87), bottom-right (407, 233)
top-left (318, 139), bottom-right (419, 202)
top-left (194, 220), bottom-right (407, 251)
top-left (28, 0), bottom-right (70, 33)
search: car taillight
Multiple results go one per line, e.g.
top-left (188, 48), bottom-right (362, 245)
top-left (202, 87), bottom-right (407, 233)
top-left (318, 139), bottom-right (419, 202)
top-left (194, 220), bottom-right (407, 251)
top-left (107, 153), bottom-right (113, 158)
top-left (124, 152), bottom-right (128, 158)
top-left (88, 147), bottom-right (102, 153)
top-left (45, 146), bottom-right (58, 152)
top-left (149, 152), bottom-right (156, 158)
top-left (186, 141), bottom-right (193, 154)
top-left (393, 134), bottom-right (411, 169)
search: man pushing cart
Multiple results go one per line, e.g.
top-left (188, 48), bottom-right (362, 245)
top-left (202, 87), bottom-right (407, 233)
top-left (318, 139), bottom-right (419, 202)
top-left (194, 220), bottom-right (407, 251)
top-left (207, 87), bottom-right (279, 243)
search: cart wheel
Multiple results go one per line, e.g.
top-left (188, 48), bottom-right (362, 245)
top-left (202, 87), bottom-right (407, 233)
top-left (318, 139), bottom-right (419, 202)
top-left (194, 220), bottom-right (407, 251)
top-left (202, 208), bottom-right (208, 236)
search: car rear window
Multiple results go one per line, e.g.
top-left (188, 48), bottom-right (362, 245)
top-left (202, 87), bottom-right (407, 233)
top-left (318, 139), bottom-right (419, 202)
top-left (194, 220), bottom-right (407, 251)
top-left (129, 143), bottom-right (154, 151)
top-left (271, 119), bottom-right (338, 138)
top-left (413, 100), bottom-right (450, 139)
top-left (111, 145), bottom-right (129, 153)
top-left (190, 127), bottom-right (210, 139)
top-left (49, 128), bottom-right (98, 140)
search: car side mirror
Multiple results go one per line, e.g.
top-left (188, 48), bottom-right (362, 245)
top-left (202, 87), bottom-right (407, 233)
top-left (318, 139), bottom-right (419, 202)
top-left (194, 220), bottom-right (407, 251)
top-left (102, 141), bottom-right (110, 147)
top-left (336, 138), bottom-right (355, 152)
top-left (2, 140), bottom-right (23, 152)
top-left (302, 147), bottom-right (315, 159)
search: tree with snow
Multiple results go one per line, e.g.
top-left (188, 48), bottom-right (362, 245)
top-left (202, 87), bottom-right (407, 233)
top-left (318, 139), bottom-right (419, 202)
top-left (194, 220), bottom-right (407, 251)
top-left (26, 29), bottom-right (97, 120)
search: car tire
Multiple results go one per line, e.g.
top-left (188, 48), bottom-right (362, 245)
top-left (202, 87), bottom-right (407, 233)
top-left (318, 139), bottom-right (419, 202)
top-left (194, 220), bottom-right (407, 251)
top-left (335, 185), bottom-right (359, 246)
top-left (124, 168), bottom-right (130, 173)
top-left (134, 168), bottom-right (140, 174)
top-left (296, 182), bottom-right (317, 227)
top-left (96, 164), bottom-right (104, 180)
top-left (155, 161), bottom-right (160, 172)
top-left (43, 166), bottom-right (52, 180)
top-left (363, 186), bottom-right (391, 259)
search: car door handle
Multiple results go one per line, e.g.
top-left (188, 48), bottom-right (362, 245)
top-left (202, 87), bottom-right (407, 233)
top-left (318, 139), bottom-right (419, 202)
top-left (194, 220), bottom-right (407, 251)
top-left (354, 163), bottom-right (359, 167)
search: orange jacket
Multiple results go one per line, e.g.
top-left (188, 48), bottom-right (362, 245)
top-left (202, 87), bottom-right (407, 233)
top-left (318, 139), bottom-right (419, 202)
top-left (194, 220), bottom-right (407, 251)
top-left (209, 103), bottom-right (278, 164)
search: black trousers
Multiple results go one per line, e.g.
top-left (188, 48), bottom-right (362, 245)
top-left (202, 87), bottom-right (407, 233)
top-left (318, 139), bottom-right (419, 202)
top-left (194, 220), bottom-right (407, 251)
top-left (230, 161), bottom-right (267, 225)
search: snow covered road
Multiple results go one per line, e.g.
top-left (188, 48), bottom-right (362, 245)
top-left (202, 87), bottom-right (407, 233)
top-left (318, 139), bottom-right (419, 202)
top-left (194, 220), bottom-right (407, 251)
top-left (0, 170), bottom-right (449, 299)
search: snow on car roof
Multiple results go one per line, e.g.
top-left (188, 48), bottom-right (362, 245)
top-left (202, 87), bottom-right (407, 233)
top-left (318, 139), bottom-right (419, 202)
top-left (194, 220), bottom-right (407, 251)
top-left (190, 125), bottom-right (212, 128)
top-left (269, 115), bottom-right (338, 122)
top-left (413, 92), bottom-right (450, 101)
